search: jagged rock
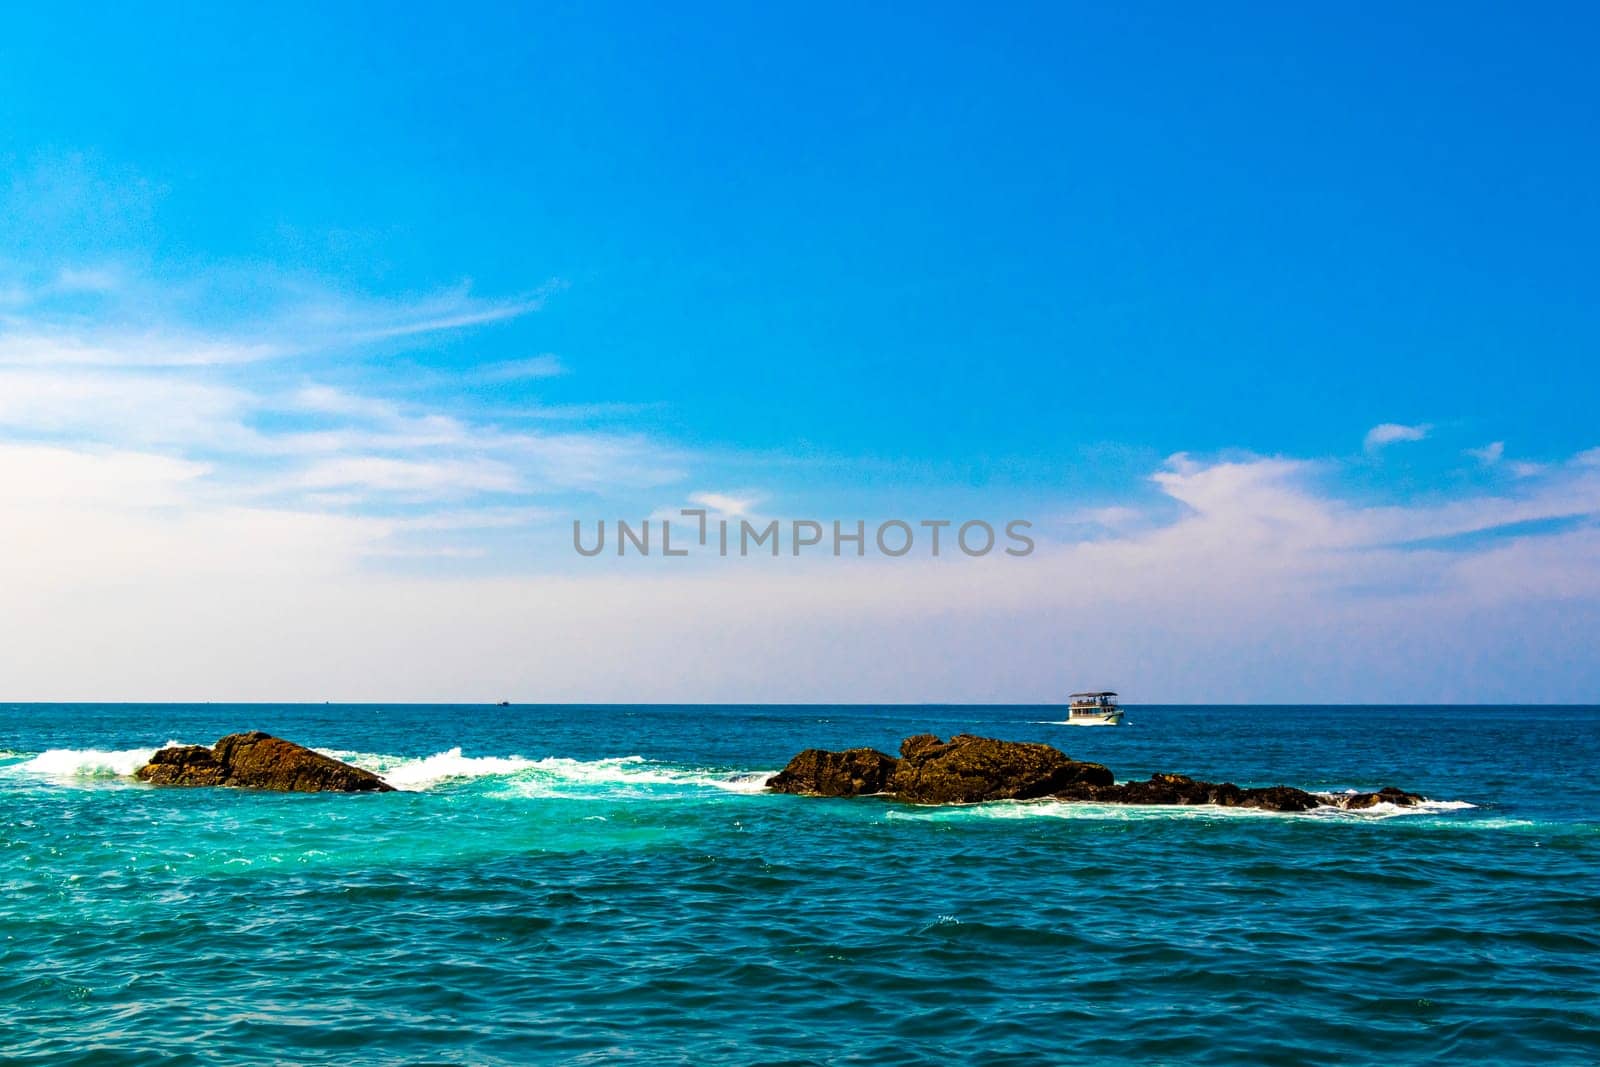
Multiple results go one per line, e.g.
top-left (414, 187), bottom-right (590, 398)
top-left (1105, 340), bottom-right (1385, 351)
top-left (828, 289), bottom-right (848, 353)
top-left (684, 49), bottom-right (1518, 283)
top-left (1326, 786), bottom-right (1425, 809)
top-left (1238, 784), bottom-right (1323, 812)
top-left (890, 734), bottom-right (1113, 804)
top-left (1054, 773), bottom-right (1323, 812)
top-left (136, 732), bottom-right (394, 793)
top-left (140, 745), bottom-right (227, 786)
top-left (767, 747), bottom-right (898, 797)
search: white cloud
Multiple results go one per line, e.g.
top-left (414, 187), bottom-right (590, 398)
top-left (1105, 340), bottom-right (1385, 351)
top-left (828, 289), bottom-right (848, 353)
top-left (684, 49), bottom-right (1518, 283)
top-left (1464, 441), bottom-right (1549, 480)
top-left (289, 456), bottom-right (524, 497)
top-left (290, 384), bottom-right (405, 421)
top-left (2, 444), bottom-right (1598, 703)
top-left (1364, 422), bottom-right (1431, 450)
top-left (1080, 505), bottom-right (1143, 528)
top-left (0, 327), bottom-right (279, 367)
top-left (1467, 441), bottom-right (1504, 464)
top-left (0, 368), bottom-right (252, 448)
top-left (0, 443), bottom-right (209, 507)
top-left (687, 491), bottom-right (760, 517)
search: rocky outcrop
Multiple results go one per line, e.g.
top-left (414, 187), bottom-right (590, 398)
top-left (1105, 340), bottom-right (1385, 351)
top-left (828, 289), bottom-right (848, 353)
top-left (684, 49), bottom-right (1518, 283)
top-left (136, 732), bottom-right (394, 793)
top-left (891, 734), bottom-right (1113, 804)
top-left (766, 734), bottom-right (1426, 813)
top-left (767, 747), bottom-right (898, 797)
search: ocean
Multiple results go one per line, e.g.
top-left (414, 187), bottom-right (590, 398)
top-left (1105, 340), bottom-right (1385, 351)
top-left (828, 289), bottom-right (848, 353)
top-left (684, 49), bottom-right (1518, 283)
top-left (3, 703), bottom-right (1597, 1065)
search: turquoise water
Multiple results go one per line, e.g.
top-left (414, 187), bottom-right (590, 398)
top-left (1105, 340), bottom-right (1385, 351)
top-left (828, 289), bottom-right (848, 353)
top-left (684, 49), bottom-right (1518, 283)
top-left (3, 704), bottom-right (1597, 1064)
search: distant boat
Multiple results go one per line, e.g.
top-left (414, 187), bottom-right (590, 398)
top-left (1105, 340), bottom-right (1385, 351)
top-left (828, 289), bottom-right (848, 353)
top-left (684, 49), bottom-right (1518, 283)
top-left (496, 701), bottom-right (511, 707)
top-left (1066, 691), bottom-right (1123, 726)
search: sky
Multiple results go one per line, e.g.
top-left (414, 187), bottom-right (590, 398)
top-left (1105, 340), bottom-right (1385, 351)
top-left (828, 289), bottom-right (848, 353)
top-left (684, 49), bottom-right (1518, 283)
top-left (1, 3), bottom-right (1597, 702)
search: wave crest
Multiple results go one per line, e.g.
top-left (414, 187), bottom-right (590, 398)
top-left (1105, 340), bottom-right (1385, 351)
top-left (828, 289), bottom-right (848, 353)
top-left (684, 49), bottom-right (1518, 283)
top-left (12, 742), bottom-right (186, 778)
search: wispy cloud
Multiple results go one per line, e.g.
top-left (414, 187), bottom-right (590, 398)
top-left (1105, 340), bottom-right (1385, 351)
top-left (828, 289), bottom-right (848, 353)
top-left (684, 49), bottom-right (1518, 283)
top-left (0, 327), bottom-right (280, 367)
top-left (0, 257), bottom-right (688, 543)
top-left (288, 456), bottom-right (525, 498)
top-left (472, 354), bottom-right (567, 381)
top-left (0, 279), bottom-right (549, 368)
top-left (295, 282), bottom-right (558, 346)
top-left (1467, 440), bottom-right (1505, 465)
top-left (1364, 422), bottom-right (1431, 451)
top-left (688, 491), bottom-right (761, 517)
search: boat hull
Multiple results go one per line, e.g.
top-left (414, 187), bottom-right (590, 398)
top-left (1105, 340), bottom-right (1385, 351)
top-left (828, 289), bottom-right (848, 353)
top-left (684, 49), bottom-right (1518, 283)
top-left (1066, 710), bottom-right (1124, 726)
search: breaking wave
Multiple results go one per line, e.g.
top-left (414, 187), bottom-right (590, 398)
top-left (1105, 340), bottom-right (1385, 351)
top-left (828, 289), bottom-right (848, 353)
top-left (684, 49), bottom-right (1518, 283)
top-left (324, 747), bottom-right (776, 796)
top-left (0, 742), bottom-right (771, 797)
top-left (8, 742), bottom-right (186, 778)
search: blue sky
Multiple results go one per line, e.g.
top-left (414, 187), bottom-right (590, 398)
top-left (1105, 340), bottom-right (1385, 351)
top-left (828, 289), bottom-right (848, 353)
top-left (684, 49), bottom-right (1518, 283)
top-left (1, 4), bottom-right (1597, 701)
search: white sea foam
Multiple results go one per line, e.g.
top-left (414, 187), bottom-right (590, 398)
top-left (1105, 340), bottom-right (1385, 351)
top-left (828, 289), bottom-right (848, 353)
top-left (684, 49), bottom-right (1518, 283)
top-left (1311, 790), bottom-right (1478, 819)
top-left (324, 747), bottom-right (775, 796)
top-left (325, 747), bottom-right (545, 789)
top-left (886, 795), bottom-right (1479, 823)
top-left (1313, 798), bottom-right (1478, 819)
top-left (11, 741), bottom-right (186, 779)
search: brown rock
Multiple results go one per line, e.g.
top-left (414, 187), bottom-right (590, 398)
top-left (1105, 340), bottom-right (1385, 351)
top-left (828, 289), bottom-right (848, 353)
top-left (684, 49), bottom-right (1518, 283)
top-left (890, 734), bottom-right (1113, 804)
top-left (767, 747), bottom-right (898, 797)
top-left (899, 734), bottom-right (943, 759)
top-left (139, 745), bottom-right (227, 786)
top-left (135, 732), bottom-right (394, 793)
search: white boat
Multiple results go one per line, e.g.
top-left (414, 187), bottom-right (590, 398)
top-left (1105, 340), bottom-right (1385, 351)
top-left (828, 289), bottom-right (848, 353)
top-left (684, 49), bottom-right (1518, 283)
top-left (1066, 691), bottom-right (1123, 726)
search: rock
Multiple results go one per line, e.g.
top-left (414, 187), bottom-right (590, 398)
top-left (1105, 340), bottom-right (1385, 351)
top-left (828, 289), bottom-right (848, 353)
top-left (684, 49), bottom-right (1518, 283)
top-left (899, 734), bottom-right (944, 759)
top-left (1066, 772), bottom-right (1212, 806)
top-left (1054, 773), bottom-right (1323, 812)
top-left (139, 745), bottom-right (227, 786)
top-left (768, 731), bottom-right (1423, 814)
top-left (890, 734), bottom-right (1113, 804)
top-left (1327, 786), bottom-right (1425, 809)
top-left (1237, 785), bottom-right (1323, 812)
top-left (767, 747), bottom-right (898, 797)
top-left (135, 732), bottom-right (394, 793)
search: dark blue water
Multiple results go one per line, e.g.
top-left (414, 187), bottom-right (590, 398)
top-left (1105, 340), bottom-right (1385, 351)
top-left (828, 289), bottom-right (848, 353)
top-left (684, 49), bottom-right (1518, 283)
top-left (3, 704), bottom-right (1597, 1064)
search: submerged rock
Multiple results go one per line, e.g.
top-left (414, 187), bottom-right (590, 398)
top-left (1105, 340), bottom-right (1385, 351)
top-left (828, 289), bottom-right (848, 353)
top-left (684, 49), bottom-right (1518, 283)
top-left (890, 734), bottom-right (1113, 804)
top-left (767, 747), bottom-right (899, 797)
top-left (1324, 786), bottom-right (1425, 809)
top-left (136, 732), bottom-right (394, 793)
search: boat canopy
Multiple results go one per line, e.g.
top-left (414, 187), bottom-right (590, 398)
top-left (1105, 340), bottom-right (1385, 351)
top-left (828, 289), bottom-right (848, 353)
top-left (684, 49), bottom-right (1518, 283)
top-left (1069, 691), bottom-right (1117, 698)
